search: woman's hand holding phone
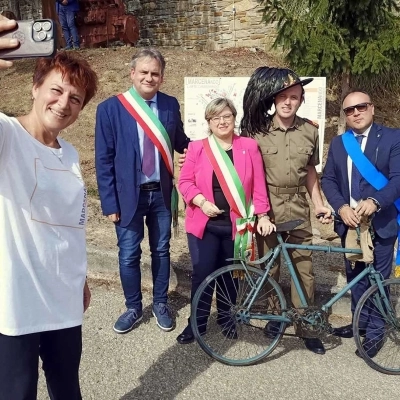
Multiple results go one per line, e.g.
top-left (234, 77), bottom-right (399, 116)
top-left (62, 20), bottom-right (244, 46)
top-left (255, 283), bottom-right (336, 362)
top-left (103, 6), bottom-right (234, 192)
top-left (0, 16), bottom-right (18, 68)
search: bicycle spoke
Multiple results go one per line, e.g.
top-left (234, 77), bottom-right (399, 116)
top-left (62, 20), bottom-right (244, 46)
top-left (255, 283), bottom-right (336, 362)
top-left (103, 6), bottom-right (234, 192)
top-left (354, 278), bottom-right (400, 375)
top-left (191, 264), bottom-right (287, 366)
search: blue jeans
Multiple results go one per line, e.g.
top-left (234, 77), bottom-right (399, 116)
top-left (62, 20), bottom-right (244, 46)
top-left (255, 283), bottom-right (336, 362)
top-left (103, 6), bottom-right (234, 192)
top-left (58, 9), bottom-right (80, 48)
top-left (116, 189), bottom-right (172, 310)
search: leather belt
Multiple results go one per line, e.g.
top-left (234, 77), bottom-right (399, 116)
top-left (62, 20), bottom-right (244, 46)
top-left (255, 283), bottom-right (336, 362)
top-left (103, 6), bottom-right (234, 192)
top-left (268, 185), bottom-right (307, 195)
top-left (140, 181), bottom-right (161, 191)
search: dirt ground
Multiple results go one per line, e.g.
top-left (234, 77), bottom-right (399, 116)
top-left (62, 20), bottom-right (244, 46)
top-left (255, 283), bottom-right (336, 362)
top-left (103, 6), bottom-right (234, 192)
top-left (1, 47), bottom-right (399, 252)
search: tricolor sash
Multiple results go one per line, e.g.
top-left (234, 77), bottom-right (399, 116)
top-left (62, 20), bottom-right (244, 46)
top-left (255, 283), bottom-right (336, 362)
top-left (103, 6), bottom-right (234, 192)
top-left (117, 88), bottom-right (179, 231)
top-left (342, 130), bottom-right (400, 268)
top-left (203, 136), bottom-right (256, 260)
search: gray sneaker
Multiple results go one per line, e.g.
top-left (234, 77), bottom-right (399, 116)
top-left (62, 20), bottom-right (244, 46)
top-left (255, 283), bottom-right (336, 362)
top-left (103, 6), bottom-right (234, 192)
top-left (113, 308), bottom-right (143, 334)
top-left (152, 303), bottom-right (173, 331)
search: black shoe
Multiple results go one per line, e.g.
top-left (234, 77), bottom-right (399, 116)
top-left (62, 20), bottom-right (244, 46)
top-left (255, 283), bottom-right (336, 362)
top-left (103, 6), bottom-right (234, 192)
top-left (355, 338), bottom-right (384, 359)
top-left (303, 338), bottom-right (326, 355)
top-left (221, 325), bottom-right (238, 340)
top-left (263, 321), bottom-right (281, 339)
top-left (176, 326), bottom-right (194, 345)
top-left (332, 324), bottom-right (367, 338)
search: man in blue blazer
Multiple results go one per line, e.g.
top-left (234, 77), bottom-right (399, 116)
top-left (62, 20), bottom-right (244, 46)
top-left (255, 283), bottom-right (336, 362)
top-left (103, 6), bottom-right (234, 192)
top-left (95, 48), bottom-right (190, 334)
top-left (56, 0), bottom-right (80, 49)
top-left (322, 89), bottom-right (400, 358)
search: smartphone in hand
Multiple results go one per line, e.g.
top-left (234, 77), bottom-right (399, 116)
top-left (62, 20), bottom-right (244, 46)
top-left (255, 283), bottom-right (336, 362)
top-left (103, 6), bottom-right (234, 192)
top-left (0, 19), bottom-right (56, 59)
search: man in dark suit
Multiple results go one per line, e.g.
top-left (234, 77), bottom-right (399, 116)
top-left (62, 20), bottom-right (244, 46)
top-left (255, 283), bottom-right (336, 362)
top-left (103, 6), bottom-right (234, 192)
top-left (322, 89), bottom-right (400, 357)
top-left (95, 48), bottom-right (190, 334)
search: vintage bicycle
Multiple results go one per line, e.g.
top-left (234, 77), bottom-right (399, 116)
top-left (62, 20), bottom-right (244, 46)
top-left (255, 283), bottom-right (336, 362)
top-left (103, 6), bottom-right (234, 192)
top-left (190, 216), bottom-right (400, 375)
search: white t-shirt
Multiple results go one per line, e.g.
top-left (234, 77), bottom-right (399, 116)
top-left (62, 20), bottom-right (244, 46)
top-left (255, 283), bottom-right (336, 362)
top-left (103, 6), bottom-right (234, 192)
top-left (0, 113), bottom-right (87, 336)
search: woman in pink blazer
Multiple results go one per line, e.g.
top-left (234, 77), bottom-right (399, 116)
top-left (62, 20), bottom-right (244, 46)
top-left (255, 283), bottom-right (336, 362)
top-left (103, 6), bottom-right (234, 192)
top-left (177, 98), bottom-right (275, 344)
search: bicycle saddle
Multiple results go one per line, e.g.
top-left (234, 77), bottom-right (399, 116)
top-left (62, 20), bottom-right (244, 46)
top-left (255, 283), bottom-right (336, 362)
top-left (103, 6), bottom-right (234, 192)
top-left (275, 219), bottom-right (304, 232)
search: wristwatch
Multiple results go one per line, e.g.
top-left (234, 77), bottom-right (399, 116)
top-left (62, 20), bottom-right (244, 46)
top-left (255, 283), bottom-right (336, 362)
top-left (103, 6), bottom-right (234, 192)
top-left (367, 197), bottom-right (381, 212)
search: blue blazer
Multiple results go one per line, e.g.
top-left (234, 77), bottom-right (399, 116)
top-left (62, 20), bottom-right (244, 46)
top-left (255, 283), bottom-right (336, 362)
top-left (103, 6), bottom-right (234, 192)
top-left (95, 91), bottom-right (190, 227)
top-left (321, 123), bottom-right (400, 239)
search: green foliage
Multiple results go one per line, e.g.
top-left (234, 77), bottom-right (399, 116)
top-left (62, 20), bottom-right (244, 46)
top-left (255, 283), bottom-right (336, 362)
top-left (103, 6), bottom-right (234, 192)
top-left (260, 0), bottom-right (400, 77)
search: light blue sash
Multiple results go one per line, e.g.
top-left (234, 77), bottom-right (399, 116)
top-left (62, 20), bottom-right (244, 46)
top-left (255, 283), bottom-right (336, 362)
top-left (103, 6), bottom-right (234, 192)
top-left (342, 130), bottom-right (400, 264)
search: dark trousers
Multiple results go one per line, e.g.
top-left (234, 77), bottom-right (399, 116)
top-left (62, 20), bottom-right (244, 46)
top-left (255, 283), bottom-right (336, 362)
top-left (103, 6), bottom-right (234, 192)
top-left (187, 223), bottom-right (236, 332)
top-left (0, 326), bottom-right (82, 400)
top-left (342, 233), bottom-right (396, 338)
top-left (116, 189), bottom-right (172, 310)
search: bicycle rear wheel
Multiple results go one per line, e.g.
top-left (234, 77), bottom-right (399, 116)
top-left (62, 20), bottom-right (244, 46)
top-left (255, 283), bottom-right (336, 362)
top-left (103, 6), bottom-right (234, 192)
top-left (353, 278), bottom-right (400, 375)
top-left (191, 264), bottom-right (287, 366)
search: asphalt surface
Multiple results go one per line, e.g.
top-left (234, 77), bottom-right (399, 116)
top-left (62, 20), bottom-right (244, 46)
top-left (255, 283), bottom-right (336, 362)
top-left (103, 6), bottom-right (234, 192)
top-left (37, 284), bottom-right (400, 400)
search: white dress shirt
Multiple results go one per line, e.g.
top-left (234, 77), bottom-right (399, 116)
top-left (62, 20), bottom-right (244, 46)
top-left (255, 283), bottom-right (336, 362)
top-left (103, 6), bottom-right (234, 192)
top-left (347, 125), bottom-right (372, 208)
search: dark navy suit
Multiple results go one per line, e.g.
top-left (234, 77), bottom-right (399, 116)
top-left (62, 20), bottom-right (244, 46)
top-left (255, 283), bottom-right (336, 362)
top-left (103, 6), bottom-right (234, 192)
top-left (322, 123), bottom-right (400, 335)
top-left (95, 91), bottom-right (190, 310)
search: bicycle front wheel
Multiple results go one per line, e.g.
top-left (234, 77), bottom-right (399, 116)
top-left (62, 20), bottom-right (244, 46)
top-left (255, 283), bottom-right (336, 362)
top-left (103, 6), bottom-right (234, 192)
top-left (191, 264), bottom-right (287, 366)
top-left (353, 278), bottom-right (400, 375)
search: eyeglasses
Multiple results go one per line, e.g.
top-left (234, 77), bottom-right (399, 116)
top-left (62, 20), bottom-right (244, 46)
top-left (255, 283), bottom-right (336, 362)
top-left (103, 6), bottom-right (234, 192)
top-left (210, 113), bottom-right (234, 123)
top-left (343, 103), bottom-right (372, 116)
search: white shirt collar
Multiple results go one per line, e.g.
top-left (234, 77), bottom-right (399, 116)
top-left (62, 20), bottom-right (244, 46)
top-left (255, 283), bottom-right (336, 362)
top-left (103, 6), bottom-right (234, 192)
top-left (131, 86), bottom-right (158, 104)
top-left (352, 124), bottom-right (372, 138)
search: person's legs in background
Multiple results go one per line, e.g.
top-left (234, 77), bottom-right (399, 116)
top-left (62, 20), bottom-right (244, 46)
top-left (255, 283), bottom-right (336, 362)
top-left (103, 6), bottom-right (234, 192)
top-left (57, 8), bottom-right (72, 49)
top-left (65, 10), bottom-right (80, 49)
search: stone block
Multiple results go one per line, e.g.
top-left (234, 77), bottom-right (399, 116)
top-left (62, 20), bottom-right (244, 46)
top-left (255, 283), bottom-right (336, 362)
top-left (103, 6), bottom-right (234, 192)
top-left (221, 33), bottom-right (233, 40)
top-left (233, 29), bottom-right (251, 39)
top-left (250, 34), bottom-right (266, 40)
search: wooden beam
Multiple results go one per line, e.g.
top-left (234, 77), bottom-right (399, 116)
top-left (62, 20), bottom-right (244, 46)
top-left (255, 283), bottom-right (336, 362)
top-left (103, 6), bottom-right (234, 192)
top-left (41, 0), bottom-right (64, 48)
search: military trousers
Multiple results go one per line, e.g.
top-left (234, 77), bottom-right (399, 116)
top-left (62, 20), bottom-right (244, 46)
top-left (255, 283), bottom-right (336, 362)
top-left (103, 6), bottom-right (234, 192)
top-left (257, 226), bottom-right (315, 337)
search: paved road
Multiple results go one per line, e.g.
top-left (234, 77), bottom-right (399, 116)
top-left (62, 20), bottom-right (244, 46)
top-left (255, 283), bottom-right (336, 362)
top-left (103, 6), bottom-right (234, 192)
top-left (38, 284), bottom-right (399, 400)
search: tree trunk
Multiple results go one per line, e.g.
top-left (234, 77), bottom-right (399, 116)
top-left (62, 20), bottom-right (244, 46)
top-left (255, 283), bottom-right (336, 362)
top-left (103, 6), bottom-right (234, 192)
top-left (337, 71), bottom-right (350, 135)
top-left (7, 0), bottom-right (21, 19)
top-left (42, 0), bottom-right (64, 48)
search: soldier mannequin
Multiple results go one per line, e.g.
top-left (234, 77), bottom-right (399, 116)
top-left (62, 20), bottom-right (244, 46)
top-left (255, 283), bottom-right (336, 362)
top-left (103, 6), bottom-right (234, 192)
top-left (240, 67), bottom-right (331, 355)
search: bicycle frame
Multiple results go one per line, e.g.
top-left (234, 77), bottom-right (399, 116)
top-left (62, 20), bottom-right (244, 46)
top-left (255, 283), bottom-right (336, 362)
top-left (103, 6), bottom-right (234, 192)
top-left (238, 232), bottom-right (393, 325)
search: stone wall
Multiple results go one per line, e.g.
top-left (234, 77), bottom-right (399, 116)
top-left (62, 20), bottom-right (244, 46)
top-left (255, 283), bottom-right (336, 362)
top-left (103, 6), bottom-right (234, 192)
top-left (0, 0), bottom-right (276, 51)
top-left (137, 0), bottom-right (276, 51)
top-left (0, 0), bottom-right (42, 19)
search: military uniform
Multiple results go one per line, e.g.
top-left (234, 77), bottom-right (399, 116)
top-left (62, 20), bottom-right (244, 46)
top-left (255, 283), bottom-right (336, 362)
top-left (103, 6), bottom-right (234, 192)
top-left (256, 115), bottom-right (319, 334)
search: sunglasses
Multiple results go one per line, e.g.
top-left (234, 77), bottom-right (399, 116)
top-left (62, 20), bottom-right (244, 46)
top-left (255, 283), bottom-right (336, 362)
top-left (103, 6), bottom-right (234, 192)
top-left (343, 102), bottom-right (372, 116)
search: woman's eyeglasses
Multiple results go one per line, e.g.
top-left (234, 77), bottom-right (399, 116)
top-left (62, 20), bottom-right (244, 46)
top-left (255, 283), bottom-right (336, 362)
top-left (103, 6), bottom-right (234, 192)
top-left (210, 113), bottom-right (234, 123)
top-left (343, 102), bottom-right (372, 116)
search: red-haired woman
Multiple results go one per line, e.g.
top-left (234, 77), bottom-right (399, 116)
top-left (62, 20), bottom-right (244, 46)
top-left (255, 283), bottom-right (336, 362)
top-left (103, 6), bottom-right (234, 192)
top-left (0, 17), bottom-right (98, 399)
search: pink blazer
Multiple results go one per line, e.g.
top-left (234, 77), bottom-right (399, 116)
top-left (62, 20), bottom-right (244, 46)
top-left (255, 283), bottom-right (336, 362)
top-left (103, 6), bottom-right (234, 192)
top-left (178, 135), bottom-right (270, 239)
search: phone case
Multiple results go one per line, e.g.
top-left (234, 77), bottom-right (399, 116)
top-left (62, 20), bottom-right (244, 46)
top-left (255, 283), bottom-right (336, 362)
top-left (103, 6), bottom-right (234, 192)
top-left (0, 19), bottom-right (56, 59)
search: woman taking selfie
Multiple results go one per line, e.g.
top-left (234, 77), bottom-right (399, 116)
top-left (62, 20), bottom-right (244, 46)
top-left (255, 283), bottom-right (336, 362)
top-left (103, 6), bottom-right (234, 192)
top-left (0, 15), bottom-right (98, 400)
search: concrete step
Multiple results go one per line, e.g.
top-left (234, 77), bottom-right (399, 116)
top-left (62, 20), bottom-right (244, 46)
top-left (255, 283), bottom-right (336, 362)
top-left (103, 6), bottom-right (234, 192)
top-left (86, 237), bottom-right (354, 317)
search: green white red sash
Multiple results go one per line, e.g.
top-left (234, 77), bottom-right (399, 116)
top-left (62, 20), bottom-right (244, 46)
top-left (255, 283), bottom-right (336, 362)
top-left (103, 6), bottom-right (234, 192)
top-left (117, 87), bottom-right (179, 232)
top-left (203, 136), bottom-right (256, 260)
top-left (117, 87), bottom-right (174, 175)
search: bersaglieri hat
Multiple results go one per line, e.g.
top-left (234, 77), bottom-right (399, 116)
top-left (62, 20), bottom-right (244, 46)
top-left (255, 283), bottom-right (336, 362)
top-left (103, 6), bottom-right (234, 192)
top-left (253, 67), bottom-right (313, 99)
